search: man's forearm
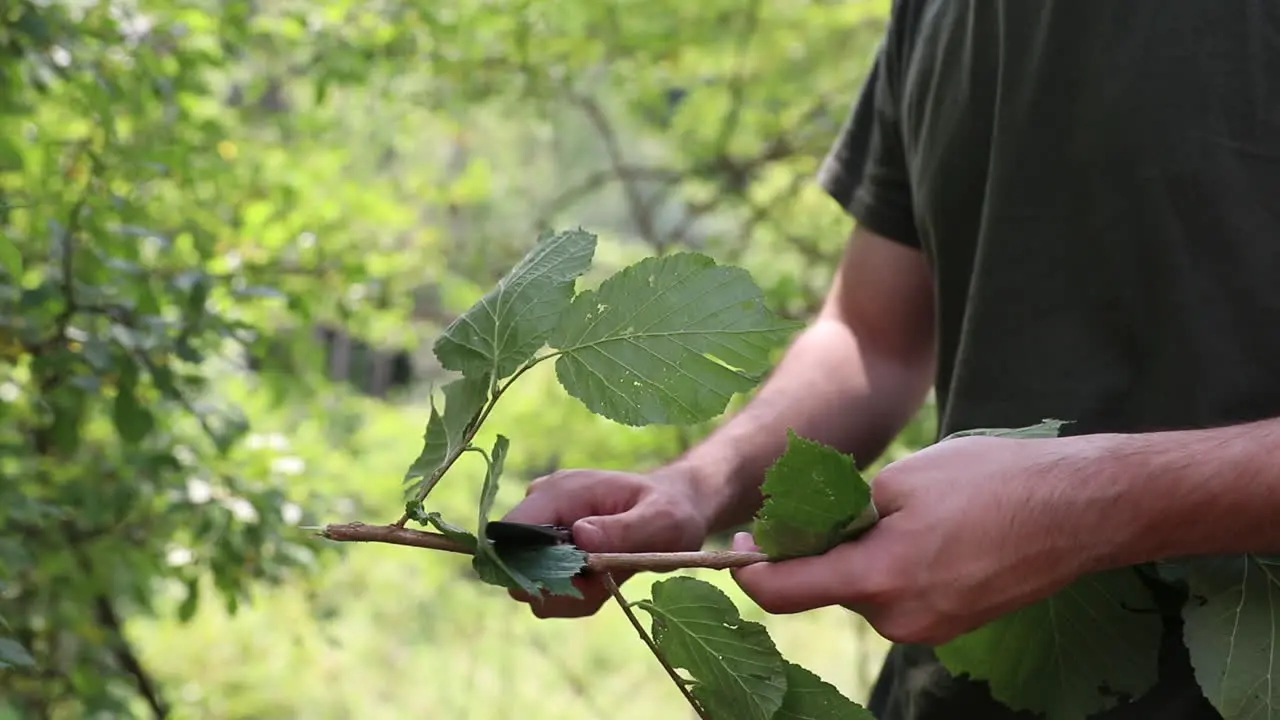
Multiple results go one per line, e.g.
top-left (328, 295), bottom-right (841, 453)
top-left (1084, 418), bottom-right (1280, 568)
top-left (673, 317), bottom-right (932, 533)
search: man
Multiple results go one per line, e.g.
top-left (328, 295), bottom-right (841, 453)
top-left (503, 2), bottom-right (1280, 718)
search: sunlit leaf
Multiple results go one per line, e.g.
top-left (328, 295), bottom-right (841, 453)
top-left (550, 252), bottom-right (801, 427)
top-left (433, 228), bottom-right (597, 380)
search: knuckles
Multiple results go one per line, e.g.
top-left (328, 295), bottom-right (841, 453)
top-left (526, 468), bottom-right (592, 494)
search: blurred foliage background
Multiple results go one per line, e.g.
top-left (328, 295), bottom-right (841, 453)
top-left (0, 0), bottom-right (937, 717)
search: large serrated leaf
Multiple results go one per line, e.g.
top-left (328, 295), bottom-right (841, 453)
top-left (549, 252), bottom-right (801, 427)
top-left (775, 661), bottom-right (874, 720)
top-left (1183, 555), bottom-right (1280, 720)
top-left (403, 374), bottom-right (489, 499)
top-left (935, 569), bottom-right (1163, 720)
top-left (752, 430), bottom-right (874, 560)
top-left (637, 577), bottom-right (788, 720)
top-left (433, 228), bottom-right (597, 380)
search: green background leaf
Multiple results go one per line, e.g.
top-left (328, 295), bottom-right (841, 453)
top-left (1183, 555), bottom-right (1280, 720)
top-left (0, 638), bottom-right (35, 669)
top-left (936, 569), bottom-right (1163, 720)
top-left (111, 362), bottom-right (155, 445)
top-left (550, 252), bottom-right (801, 427)
top-left (0, 234), bottom-right (21, 280)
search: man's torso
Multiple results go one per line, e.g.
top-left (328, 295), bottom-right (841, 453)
top-left (820, 2), bottom-right (1280, 718)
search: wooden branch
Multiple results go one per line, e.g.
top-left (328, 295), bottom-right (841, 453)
top-left (320, 522), bottom-right (769, 572)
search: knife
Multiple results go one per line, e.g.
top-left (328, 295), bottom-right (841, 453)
top-left (483, 520), bottom-right (575, 549)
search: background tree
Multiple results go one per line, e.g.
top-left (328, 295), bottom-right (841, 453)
top-left (1, 1), bottom-right (928, 717)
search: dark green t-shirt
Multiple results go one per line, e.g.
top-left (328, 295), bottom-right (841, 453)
top-left (819, 1), bottom-right (1280, 718)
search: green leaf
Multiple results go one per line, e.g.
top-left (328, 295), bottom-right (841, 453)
top-left (403, 374), bottom-right (489, 499)
top-left (177, 577), bottom-right (200, 623)
top-left (942, 418), bottom-right (1068, 441)
top-left (476, 434), bottom-right (511, 531)
top-left (473, 543), bottom-right (587, 599)
top-left (0, 234), bottom-right (21, 280)
top-left (112, 363), bottom-right (154, 445)
top-left (433, 228), bottom-right (597, 379)
top-left (935, 569), bottom-right (1163, 720)
top-left (1182, 555), bottom-right (1280, 720)
top-left (550, 252), bottom-right (801, 427)
top-left (752, 430), bottom-right (874, 559)
top-left (468, 435), bottom-right (586, 599)
top-left (636, 577), bottom-right (788, 720)
top-left (0, 136), bottom-right (23, 172)
top-left (207, 407), bottom-right (250, 456)
top-left (774, 661), bottom-right (873, 720)
top-left (424, 512), bottom-right (478, 553)
top-left (0, 638), bottom-right (34, 669)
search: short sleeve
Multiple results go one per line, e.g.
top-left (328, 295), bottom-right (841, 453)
top-left (817, 39), bottom-right (921, 249)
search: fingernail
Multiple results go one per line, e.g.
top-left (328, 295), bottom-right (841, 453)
top-left (732, 532), bottom-right (756, 552)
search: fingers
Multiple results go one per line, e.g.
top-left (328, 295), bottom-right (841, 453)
top-left (730, 529), bottom-right (898, 616)
top-left (500, 470), bottom-right (698, 619)
top-left (504, 470), bottom-right (645, 528)
top-left (506, 571), bottom-right (634, 619)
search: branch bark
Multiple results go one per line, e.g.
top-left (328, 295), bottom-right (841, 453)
top-left (321, 522), bottom-right (769, 572)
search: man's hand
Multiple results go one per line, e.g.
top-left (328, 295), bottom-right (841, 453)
top-left (731, 433), bottom-right (1124, 645)
top-left (501, 466), bottom-right (709, 618)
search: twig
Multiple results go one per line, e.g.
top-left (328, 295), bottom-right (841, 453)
top-left (393, 361), bottom-right (540, 527)
top-left (569, 93), bottom-right (664, 251)
top-left (585, 551), bottom-right (767, 573)
top-left (322, 522), bottom-right (473, 555)
top-left (93, 595), bottom-right (169, 719)
top-left (320, 522), bottom-right (769, 572)
top-left (601, 572), bottom-right (711, 720)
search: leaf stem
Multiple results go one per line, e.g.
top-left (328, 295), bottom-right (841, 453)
top-left (601, 572), bottom-right (711, 720)
top-left (320, 522), bottom-right (770, 571)
top-left (394, 356), bottom-right (550, 527)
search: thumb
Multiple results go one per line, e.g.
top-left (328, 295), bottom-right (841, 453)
top-left (572, 499), bottom-right (694, 554)
top-left (571, 511), bottom-right (646, 553)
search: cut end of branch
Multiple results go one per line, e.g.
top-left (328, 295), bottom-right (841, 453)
top-left (320, 522), bottom-right (474, 556)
